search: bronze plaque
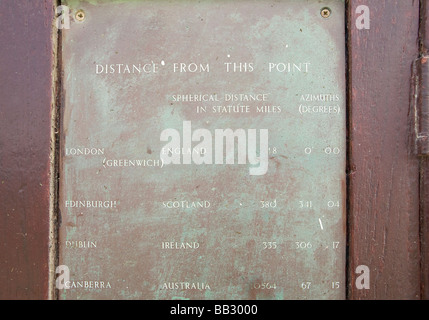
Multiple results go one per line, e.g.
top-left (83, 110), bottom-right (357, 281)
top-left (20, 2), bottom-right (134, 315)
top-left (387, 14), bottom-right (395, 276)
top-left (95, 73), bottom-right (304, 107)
top-left (58, 0), bottom-right (346, 299)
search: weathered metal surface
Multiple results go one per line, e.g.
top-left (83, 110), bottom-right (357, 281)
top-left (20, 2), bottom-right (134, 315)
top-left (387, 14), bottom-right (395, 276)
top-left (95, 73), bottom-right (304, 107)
top-left (348, 0), bottom-right (421, 299)
top-left (0, 0), bottom-right (56, 300)
top-left (59, 0), bottom-right (346, 299)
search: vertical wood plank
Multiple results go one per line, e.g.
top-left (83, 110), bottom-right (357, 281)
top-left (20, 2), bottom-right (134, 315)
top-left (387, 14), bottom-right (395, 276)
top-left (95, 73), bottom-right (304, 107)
top-left (419, 0), bottom-right (429, 301)
top-left (348, 0), bottom-right (421, 299)
top-left (420, 0), bottom-right (429, 56)
top-left (0, 0), bottom-right (56, 299)
top-left (421, 161), bottom-right (429, 300)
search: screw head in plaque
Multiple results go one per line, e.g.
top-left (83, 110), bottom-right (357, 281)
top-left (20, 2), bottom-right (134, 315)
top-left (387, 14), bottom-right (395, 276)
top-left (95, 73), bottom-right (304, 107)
top-left (74, 9), bottom-right (85, 22)
top-left (321, 7), bottom-right (332, 19)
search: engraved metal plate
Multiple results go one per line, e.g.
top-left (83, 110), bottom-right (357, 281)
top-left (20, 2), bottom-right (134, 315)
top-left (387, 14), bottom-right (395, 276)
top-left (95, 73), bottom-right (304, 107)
top-left (59, 0), bottom-right (346, 300)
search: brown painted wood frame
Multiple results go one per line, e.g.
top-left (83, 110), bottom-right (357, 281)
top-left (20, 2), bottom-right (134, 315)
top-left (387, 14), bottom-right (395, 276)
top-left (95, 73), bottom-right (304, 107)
top-left (418, 0), bottom-right (429, 301)
top-left (0, 0), bottom-right (427, 300)
top-left (348, 0), bottom-right (426, 300)
top-left (0, 0), bottom-right (57, 299)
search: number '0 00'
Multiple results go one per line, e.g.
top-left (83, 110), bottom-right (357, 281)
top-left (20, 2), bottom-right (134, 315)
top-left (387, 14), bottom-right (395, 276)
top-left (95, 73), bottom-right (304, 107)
top-left (325, 147), bottom-right (340, 154)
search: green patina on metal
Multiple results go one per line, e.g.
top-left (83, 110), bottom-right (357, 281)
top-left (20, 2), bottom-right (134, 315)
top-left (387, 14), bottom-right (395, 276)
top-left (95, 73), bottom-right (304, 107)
top-left (59, 0), bottom-right (346, 299)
